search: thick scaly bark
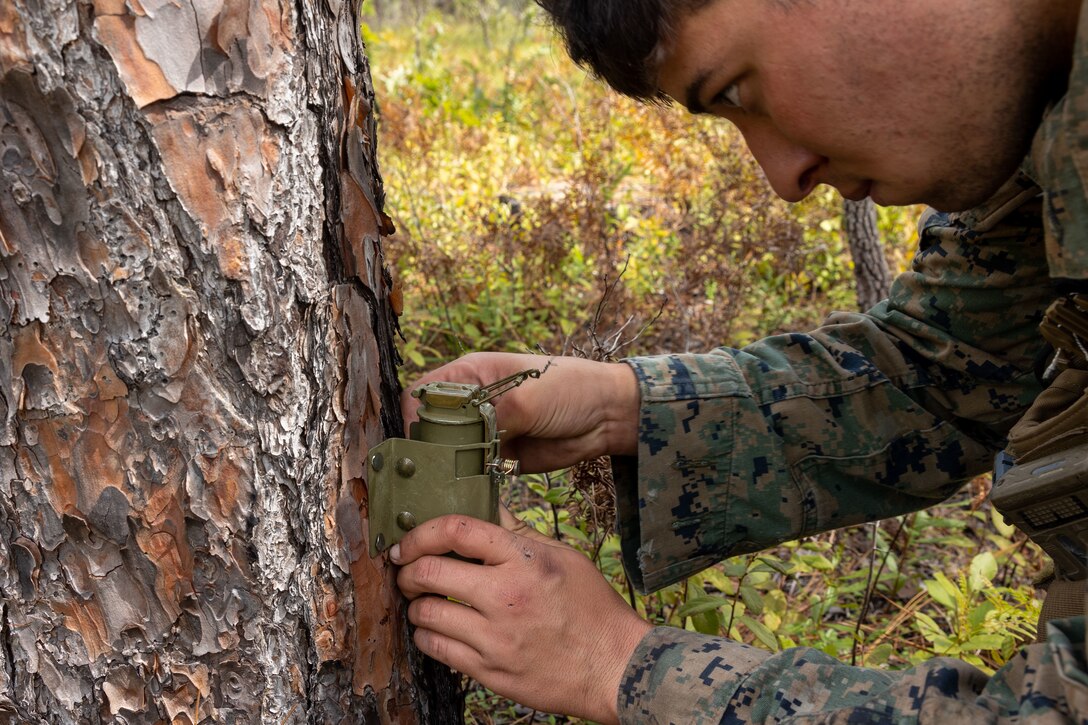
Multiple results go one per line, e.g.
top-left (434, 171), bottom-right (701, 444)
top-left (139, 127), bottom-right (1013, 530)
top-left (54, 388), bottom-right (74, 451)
top-left (843, 198), bottom-right (893, 311)
top-left (0, 0), bottom-right (459, 721)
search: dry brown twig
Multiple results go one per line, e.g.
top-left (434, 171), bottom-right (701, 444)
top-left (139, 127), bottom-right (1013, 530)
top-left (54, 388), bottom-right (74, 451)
top-left (556, 257), bottom-right (666, 538)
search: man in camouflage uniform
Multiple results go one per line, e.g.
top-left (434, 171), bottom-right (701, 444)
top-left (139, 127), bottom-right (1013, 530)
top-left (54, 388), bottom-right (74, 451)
top-left (391, 0), bottom-right (1088, 721)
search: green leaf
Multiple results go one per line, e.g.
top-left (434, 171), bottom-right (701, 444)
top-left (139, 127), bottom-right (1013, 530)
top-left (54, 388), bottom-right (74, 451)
top-left (990, 506), bottom-right (1017, 539)
top-left (961, 634), bottom-right (1007, 651)
top-left (967, 600), bottom-right (995, 629)
top-left (676, 595), bottom-right (731, 620)
top-left (763, 611), bottom-right (782, 632)
top-left (723, 560), bottom-right (749, 578)
top-left (864, 643), bottom-right (894, 667)
top-left (925, 572), bottom-right (961, 612)
top-left (970, 552), bottom-right (998, 589)
top-left (692, 609), bottom-right (721, 636)
top-left (462, 322), bottom-right (482, 341)
top-left (542, 486), bottom-right (570, 505)
top-left (755, 556), bottom-right (791, 575)
top-left (912, 611), bottom-right (949, 645)
top-left (739, 615), bottom-right (779, 651)
top-left (798, 553), bottom-right (835, 571)
top-left (739, 585), bottom-right (764, 615)
top-left (762, 589), bottom-right (788, 616)
top-left (556, 523), bottom-right (589, 544)
top-left (700, 568), bottom-right (738, 596)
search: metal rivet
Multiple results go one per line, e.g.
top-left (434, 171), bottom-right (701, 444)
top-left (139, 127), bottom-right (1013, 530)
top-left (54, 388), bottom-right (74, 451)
top-left (396, 511), bottom-right (417, 531)
top-left (375, 533), bottom-right (386, 552)
top-left (395, 457), bottom-right (416, 477)
top-left (371, 453), bottom-right (384, 471)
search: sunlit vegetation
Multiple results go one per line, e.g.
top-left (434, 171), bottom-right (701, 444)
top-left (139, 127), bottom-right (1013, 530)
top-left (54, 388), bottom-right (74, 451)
top-left (364, 4), bottom-right (1044, 722)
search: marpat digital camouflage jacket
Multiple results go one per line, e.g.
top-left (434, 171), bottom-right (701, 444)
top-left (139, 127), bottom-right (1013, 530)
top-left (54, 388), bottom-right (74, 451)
top-left (613, 1), bottom-right (1088, 721)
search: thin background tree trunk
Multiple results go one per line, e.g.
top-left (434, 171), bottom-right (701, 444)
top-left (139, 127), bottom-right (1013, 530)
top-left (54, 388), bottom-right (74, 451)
top-left (0, 0), bottom-right (459, 721)
top-left (843, 198), bottom-right (892, 310)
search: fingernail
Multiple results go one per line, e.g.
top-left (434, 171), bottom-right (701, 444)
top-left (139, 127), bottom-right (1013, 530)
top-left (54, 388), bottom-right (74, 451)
top-left (389, 544), bottom-right (402, 563)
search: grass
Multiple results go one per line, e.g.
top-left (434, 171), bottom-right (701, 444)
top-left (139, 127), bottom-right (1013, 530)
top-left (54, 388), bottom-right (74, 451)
top-left (363, 5), bottom-right (1045, 722)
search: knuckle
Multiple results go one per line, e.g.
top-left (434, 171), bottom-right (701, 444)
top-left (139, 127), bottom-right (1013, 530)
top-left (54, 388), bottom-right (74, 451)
top-left (410, 596), bottom-right (443, 627)
top-left (501, 636), bottom-right (522, 662)
top-left (413, 626), bottom-right (432, 652)
top-left (513, 539), bottom-right (560, 579)
top-left (498, 585), bottom-right (529, 611)
top-left (416, 628), bottom-right (448, 662)
top-left (535, 547), bottom-right (561, 579)
top-left (429, 637), bottom-right (447, 662)
top-left (492, 634), bottom-right (522, 668)
top-left (413, 555), bottom-right (446, 589)
top-left (406, 598), bottom-right (422, 624)
top-left (441, 514), bottom-right (474, 545)
top-left (396, 568), bottom-right (416, 597)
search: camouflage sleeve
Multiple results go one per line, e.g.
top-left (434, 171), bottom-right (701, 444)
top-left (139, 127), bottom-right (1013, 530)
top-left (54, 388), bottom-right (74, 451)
top-left (1028, 0), bottom-right (1088, 281)
top-left (617, 617), bottom-right (1088, 724)
top-left (617, 173), bottom-right (1059, 594)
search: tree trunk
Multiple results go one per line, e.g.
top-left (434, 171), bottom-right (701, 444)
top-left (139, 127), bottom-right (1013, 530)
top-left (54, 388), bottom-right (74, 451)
top-left (842, 198), bottom-right (892, 311)
top-left (0, 0), bottom-right (460, 722)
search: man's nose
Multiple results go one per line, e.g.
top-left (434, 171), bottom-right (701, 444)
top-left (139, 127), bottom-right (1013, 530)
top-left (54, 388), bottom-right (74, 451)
top-left (738, 119), bottom-right (824, 202)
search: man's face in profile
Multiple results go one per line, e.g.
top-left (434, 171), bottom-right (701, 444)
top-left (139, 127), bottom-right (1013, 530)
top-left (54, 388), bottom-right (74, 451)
top-left (655, 0), bottom-right (1071, 211)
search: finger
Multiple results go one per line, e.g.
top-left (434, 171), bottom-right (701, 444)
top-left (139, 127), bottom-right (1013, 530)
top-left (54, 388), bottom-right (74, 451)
top-left (399, 358), bottom-right (501, 436)
top-left (399, 365), bottom-right (473, 433)
top-left (407, 595), bottom-right (491, 652)
top-left (400, 365), bottom-right (467, 419)
top-left (412, 626), bottom-right (484, 676)
top-left (498, 503), bottom-right (553, 544)
top-left (400, 391), bottom-right (419, 435)
top-left (392, 514), bottom-right (518, 567)
top-left (397, 553), bottom-right (495, 603)
top-left (507, 434), bottom-right (611, 474)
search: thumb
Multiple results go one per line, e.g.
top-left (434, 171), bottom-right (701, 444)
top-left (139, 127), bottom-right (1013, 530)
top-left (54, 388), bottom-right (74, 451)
top-left (498, 502), bottom-right (554, 544)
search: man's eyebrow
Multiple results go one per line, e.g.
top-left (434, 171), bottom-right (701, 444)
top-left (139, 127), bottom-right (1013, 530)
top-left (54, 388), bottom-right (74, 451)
top-left (685, 70), bottom-right (711, 115)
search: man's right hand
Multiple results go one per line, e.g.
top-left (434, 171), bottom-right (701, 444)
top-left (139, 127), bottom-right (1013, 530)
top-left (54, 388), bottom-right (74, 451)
top-left (400, 352), bottom-right (639, 473)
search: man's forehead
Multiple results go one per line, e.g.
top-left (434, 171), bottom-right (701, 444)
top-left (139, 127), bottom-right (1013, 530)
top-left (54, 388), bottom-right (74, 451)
top-left (653, 3), bottom-right (734, 104)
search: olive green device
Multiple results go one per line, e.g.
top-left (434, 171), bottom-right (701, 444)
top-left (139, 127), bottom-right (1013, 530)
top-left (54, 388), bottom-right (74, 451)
top-left (992, 445), bottom-right (1088, 581)
top-left (367, 370), bottom-right (540, 558)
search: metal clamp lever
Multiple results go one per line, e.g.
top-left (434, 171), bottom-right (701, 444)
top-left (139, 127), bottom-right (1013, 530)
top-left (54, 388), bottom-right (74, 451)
top-left (471, 366), bottom-right (546, 407)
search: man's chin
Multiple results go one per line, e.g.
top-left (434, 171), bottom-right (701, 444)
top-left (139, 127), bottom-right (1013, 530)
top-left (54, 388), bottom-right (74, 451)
top-left (867, 184), bottom-right (917, 209)
top-left (871, 183), bottom-right (995, 213)
top-left (917, 173), bottom-right (1021, 213)
top-left (867, 182), bottom-right (931, 209)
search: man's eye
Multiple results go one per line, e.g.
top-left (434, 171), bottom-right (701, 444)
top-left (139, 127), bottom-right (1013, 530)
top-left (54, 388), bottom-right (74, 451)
top-left (713, 84), bottom-right (742, 109)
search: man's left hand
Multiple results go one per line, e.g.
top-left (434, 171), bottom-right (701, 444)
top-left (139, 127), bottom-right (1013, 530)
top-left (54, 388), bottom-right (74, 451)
top-left (391, 508), bottom-right (653, 724)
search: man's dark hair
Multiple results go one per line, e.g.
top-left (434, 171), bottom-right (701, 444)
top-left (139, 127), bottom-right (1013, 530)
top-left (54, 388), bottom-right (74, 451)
top-left (535, 0), bottom-right (714, 101)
